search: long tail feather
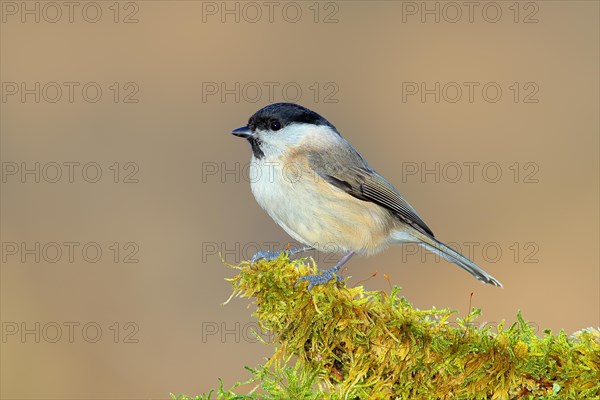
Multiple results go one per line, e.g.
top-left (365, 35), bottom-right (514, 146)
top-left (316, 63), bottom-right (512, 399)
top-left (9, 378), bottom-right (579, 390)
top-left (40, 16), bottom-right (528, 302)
top-left (412, 232), bottom-right (503, 287)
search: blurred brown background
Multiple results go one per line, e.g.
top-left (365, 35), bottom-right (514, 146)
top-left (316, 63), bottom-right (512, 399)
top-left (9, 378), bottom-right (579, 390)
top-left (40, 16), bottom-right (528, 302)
top-left (1, 1), bottom-right (598, 398)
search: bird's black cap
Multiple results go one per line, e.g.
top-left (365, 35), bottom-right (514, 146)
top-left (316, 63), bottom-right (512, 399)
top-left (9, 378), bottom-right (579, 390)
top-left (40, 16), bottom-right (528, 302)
top-left (247, 103), bottom-right (337, 132)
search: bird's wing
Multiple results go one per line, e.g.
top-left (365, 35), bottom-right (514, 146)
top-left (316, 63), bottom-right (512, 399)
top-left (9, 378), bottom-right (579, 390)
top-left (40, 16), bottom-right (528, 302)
top-left (308, 147), bottom-right (435, 237)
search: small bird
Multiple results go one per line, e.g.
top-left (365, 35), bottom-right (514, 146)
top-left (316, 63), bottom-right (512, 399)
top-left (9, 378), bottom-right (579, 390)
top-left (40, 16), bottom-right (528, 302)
top-left (231, 103), bottom-right (502, 290)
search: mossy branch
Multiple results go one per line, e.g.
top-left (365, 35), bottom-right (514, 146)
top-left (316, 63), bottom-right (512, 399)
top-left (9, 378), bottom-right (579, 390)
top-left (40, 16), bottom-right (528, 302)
top-left (176, 255), bottom-right (599, 399)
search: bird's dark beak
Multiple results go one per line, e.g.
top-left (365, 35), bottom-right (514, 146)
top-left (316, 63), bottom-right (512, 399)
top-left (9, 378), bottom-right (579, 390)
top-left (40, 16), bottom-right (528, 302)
top-left (231, 126), bottom-right (253, 138)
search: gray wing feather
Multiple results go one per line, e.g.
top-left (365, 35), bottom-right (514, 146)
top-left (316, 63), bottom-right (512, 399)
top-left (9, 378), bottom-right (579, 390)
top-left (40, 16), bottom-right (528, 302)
top-left (308, 145), bottom-right (434, 237)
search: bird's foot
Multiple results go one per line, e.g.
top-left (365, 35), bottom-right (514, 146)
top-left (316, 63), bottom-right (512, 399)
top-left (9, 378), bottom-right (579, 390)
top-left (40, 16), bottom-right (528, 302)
top-left (250, 250), bottom-right (280, 264)
top-left (297, 266), bottom-right (343, 292)
top-left (250, 247), bottom-right (311, 265)
top-left (296, 251), bottom-right (355, 292)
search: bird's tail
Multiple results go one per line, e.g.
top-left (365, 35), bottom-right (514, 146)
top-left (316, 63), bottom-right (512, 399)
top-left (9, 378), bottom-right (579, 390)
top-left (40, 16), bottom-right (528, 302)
top-left (408, 231), bottom-right (503, 288)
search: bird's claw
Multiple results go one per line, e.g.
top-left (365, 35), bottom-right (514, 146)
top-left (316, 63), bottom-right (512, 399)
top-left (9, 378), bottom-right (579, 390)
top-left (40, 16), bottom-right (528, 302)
top-left (250, 250), bottom-right (282, 264)
top-left (250, 247), bottom-right (311, 265)
top-left (297, 268), bottom-right (343, 292)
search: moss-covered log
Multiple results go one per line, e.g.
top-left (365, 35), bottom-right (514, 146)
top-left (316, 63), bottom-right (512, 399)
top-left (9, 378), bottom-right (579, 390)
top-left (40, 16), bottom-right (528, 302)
top-left (175, 255), bottom-right (599, 399)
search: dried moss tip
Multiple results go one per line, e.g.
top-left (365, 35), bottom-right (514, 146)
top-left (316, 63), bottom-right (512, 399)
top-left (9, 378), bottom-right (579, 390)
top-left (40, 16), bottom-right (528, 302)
top-left (181, 255), bottom-right (600, 399)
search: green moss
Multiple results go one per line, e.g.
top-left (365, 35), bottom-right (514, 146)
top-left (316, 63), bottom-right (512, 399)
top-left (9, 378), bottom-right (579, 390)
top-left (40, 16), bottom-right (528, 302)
top-left (174, 254), bottom-right (600, 399)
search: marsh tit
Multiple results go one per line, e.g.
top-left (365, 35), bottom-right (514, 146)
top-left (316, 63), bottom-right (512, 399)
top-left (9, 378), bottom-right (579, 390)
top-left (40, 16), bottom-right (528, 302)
top-left (232, 103), bottom-right (503, 290)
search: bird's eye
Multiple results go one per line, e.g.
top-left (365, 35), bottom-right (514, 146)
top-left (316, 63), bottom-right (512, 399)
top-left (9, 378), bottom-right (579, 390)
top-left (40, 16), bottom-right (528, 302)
top-left (270, 120), bottom-right (281, 131)
top-left (249, 123), bottom-right (256, 131)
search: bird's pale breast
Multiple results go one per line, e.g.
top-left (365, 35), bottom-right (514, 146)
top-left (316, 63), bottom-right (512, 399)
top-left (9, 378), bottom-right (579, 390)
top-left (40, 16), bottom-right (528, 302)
top-left (250, 152), bottom-right (395, 255)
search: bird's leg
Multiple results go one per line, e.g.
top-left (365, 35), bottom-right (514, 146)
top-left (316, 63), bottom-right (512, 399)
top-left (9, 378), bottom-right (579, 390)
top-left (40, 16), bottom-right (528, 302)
top-left (298, 251), bottom-right (355, 292)
top-left (250, 246), bottom-right (313, 265)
